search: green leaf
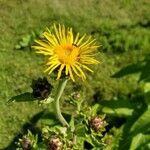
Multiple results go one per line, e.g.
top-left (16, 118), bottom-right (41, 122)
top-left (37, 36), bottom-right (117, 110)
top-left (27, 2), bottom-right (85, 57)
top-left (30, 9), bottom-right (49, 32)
top-left (102, 107), bottom-right (133, 117)
top-left (144, 92), bottom-right (150, 106)
top-left (73, 136), bottom-right (85, 149)
top-left (100, 100), bottom-right (134, 109)
top-left (130, 133), bottom-right (150, 150)
top-left (144, 83), bottom-right (150, 93)
top-left (90, 104), bottom-right (100, 116)
top-left (75, 124), bottom-right (87, 137)
top-left (139, 60), bottom-right (150, 82)
top-left (37, 143), bottom-right (47, 150)
top-left (112, 63), bottom-right (143, 78)
top-left (69, 116), bottom-right (75, 132)
top-left (38, 112), bottom-right (58, 126)
top-left (100, 100), bottom-right (134, 117)
top-left (39, 96), bottom-right (54, 104)
top-left (118, 107), bottom-right (149, 150)
top-left (8, 92), bottom-right (37, 103)
top-left (112, 55), bottom-right (150, 83)
top-left (85, 134), bottom-right (104, 148)
top-left (45, 125), bottom-right (67, 137)
top-left (130, 108), bottom-right (150, 134)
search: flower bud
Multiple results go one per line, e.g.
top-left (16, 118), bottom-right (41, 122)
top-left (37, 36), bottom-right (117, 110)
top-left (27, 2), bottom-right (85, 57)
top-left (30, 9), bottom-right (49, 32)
top-left (48, 136), bottom-right (62, 150)
top-left (104, 137), bottom-right (112, 145)
top-left (31, 77), bottom-right (53, 100)
top-left (21, 136), bottom-right (31, 150)
top-left (89, 116), bottom-right (107, 132)
top-left (72, 92), bottom-right (81, 99)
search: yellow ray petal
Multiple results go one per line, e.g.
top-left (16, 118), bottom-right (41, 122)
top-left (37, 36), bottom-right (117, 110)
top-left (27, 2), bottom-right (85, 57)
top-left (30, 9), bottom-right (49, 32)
top-left (44, 63), bottom-right (58, 73)
top-left (68, 66), bottom-right (75, 81)
top-left (62, 25), bottom-right (66, 43)
top-left (80, 57), bottom-right (99, 64)
top-left (65, 64), bottom-right (69, 75)
top-left (57, 64), bottom-right (65, 80)
top-left (79, 36), bottom-right (92, 48)
top-left (76, 34), bottom-right (86, 46)
top-left (35, 40), bottom-right (51, 48)
top-left (68, 28), bottom-right (73, 43)
top-left (54, 24), bottom-right (61, 43)
top-left (71, 65), bottom-right (81, 77)
top-left (43, 33), bottom-right (58, 46)
top-left (59, 24), bottom-right (63, 41)
top-left (36, 51), bottom-right (52, 55)
top-left (77, 63), bottom-right (93, 72)
top-left (74, 33), bottom-right (79, 44)
top-left (74, 64), bottom-right (86, 80)
top-left (32, 46), bottom-right (53, 54)
top-left (48, 64), bottom-right (60, 75)
top-left (33, 24), bottom-right (100, 81)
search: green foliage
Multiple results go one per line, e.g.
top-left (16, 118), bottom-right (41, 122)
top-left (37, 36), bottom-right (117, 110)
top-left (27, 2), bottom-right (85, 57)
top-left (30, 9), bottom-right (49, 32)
top-left (113, 54), bottom-right (150, 82)
top-left (0, 0), bottom-right (150, 149)
top-left (16, 130), bottom-right (38, 150)
top-left (130, 108), bottom-right (150, 134)
top-left (15, 30), bottom-right (42, 50)
top-left (97, 27), bottom-right (150, 53)
top-left (101, 101), bottom-right (134, 117)
top-left (12, 85), bottom-right (109, 149)
top-left (130, 133), bottom-right (150, 150)
top-left (110, 52), bottom-right (150, 150)
top-left (8, 92), bottom-right (36, 103)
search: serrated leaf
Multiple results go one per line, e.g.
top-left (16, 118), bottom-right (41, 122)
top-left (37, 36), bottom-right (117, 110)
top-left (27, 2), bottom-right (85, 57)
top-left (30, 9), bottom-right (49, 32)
top-left (75, 124), bottom-right (87, 137)
top-left (90, 104), bottom-right (100, 116)
top-left (55, 126), bottom-right (67, 136)
top-left (74, 136), bottom-right (85, 149)
top-left (88, 134), bottom-right (104, 148)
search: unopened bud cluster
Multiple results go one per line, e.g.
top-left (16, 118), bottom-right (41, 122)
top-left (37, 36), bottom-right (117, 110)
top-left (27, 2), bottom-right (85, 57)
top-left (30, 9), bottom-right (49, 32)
top-left (48, 136), bottom-right (62, 150)
top-left (31, 77), bottom-right (53, 100)
top-left (72, 92), bottom-right (81, 100)
top-left (20, 136), bottom-right (32, 150)
top-left (89, 116), bottom-right (107, 132)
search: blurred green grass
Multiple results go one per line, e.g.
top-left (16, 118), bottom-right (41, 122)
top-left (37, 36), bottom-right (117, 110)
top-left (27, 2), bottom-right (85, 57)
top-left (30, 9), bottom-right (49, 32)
top-left (0, 0), bottom-right (149, 148)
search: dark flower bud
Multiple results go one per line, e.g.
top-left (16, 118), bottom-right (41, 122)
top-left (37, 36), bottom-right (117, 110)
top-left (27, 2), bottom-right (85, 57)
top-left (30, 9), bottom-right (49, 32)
top-left (48, 136), bottom-right (62, 150)
top-left (31, 77), bottom-right (53, 100)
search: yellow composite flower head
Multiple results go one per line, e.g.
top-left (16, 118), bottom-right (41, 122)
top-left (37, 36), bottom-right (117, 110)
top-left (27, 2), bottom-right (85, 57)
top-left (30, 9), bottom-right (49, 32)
top-left (33, 24), bottom-right (99, 81)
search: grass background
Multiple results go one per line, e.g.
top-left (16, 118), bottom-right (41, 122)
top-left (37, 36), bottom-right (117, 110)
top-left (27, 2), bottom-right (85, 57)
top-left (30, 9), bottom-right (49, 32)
top-left (0, 0), bottom-right (149, 148)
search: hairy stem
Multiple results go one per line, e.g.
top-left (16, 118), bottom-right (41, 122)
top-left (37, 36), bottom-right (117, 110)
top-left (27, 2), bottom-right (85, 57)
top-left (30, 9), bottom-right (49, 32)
top-left (55, 78), bottom-right (69, 127)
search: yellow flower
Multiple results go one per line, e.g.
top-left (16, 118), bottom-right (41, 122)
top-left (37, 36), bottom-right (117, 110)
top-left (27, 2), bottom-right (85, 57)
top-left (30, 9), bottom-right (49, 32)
top-left (33, 24), bottom-right (99, 81)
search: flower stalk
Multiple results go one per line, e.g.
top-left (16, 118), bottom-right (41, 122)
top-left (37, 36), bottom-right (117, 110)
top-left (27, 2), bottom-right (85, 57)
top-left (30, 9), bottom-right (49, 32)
top-left (54, 78), bottom-right (69, 127)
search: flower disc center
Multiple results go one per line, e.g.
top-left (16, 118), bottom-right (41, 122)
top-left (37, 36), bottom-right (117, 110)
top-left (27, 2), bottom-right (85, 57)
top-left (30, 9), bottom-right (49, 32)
top-left (55, 44), bottom-right (79, 65)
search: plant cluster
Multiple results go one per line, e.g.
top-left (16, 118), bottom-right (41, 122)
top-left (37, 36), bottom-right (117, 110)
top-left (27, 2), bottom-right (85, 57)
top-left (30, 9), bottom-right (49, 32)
top-left (10, 24), bottom-right (150, 150)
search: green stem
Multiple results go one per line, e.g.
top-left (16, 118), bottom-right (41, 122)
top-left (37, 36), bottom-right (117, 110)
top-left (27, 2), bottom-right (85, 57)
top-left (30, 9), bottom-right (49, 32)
top-left (55, 78), bottom-right (69, 127)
